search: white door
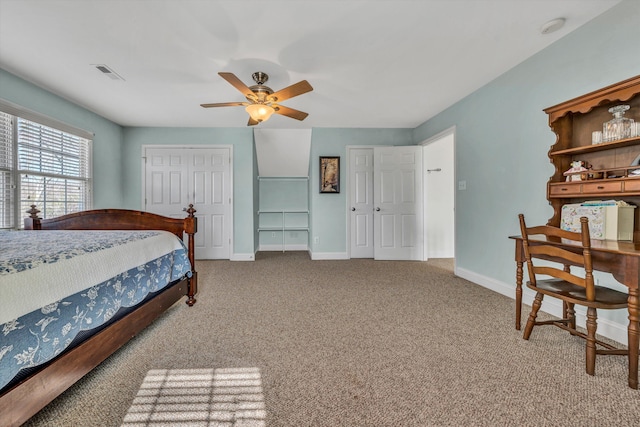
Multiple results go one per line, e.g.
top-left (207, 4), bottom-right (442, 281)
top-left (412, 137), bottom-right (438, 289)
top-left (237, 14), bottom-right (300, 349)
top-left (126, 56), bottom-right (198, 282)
top-left (144, 146), bottom-right (232, 260)
top-left (373, 146), bottom-right (423, 260)
top-left (349, 148), bottom-right (374, 258)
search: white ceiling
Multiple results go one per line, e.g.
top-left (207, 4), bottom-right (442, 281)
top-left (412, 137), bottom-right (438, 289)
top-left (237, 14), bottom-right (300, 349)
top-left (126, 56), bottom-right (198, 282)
top-left (0, 0), bottom-right (622, 129)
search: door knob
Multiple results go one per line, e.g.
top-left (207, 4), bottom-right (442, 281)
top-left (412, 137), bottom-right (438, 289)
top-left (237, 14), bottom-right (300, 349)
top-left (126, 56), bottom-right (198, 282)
top-left (351, 207), bottom-right (356, 211)
top-left (375, 207), bottom-right (380, 211)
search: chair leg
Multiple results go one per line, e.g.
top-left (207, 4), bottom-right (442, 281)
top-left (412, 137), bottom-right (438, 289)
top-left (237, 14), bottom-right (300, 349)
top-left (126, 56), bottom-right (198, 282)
top-left (586, 307), bottom-right (597, 376)
top-left (523, 292), bottom-right (543, 340)
top-left (566, 302), bottom-right (576, 334)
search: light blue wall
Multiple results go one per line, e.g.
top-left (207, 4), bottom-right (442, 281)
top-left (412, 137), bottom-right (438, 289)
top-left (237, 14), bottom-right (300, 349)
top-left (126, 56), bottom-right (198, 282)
top-left (0, 69), bottom-right (124, 208)
top-left (412, 0), bottom-right (640, 325)
top-left (121, 127), bottom-right (255, 256)
top-left (309, 128), bottom-right (413, 255)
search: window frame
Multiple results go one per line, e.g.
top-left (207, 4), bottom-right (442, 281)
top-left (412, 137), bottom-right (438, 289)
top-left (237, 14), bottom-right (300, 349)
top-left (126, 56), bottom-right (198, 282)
top-left (0, 99), bottom-right (93, 229)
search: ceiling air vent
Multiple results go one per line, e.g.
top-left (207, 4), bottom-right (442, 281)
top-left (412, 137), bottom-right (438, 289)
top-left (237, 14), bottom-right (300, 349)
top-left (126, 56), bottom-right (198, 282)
top-left (93, 64), bottom-right (125, 81)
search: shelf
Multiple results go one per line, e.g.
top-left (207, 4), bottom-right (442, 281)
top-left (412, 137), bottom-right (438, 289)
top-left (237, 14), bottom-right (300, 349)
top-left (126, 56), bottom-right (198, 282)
top-left (544, 75), bottom-right (640, 123)
top-left (257, 174), bottom-right (309, 250)
top-left (543, 75), bottom-right (640, 242)
top-left (258, 210), bottom-right (309, 214)
top-left (550, 136), bottom-right (640, 157)
top-left (258, 227), bottom-right (309, 232)
top-left (257, 176), bottom-right (309, 181)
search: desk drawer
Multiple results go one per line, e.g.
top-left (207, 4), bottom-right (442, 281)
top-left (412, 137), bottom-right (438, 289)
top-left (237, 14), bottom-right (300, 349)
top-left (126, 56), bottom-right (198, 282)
top-left (582, 181), bottom-right (623, 194)
top-left (549, 183), bottom-right (581, 196)
top-left (624, 178), bottom-right (640, 192)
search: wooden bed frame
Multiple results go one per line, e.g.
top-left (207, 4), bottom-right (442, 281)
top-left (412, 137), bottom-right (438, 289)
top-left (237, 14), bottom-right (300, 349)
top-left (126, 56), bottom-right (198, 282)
top-left (0, 205), bottom-right (198, 427)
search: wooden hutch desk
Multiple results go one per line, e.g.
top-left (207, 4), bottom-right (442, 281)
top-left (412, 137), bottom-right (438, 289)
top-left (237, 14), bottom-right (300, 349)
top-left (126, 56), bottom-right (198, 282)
top-left (510, 235), bottom-right (640, 389)
top-left (512, 75), bottom-right (640, 388)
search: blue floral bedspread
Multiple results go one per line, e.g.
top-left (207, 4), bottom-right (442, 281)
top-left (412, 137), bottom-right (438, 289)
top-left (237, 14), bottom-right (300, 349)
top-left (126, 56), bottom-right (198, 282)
top-left (0, 230), bottom-right (192, 391)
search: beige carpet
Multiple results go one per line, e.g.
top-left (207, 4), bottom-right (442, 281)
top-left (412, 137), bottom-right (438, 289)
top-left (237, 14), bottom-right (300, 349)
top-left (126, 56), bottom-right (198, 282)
top-left (23, 252), bottom-right (639, 426)
top-left (120, 367), bottom-right (266, 426)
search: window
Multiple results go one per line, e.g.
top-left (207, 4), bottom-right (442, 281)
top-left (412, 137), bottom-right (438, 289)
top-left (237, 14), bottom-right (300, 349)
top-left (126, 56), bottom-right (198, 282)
top-left (0, 104), bottom-right (92, 229)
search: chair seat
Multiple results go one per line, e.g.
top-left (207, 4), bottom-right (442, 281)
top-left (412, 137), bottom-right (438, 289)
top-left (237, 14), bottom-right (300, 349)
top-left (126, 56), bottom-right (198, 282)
top-left (527, 279), bottom-right (628, 309)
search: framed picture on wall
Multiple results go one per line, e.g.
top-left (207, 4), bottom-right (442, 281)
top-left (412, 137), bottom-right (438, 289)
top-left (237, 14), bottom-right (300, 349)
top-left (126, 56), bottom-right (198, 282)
top-left (319, 156), bottom-right (340, 193)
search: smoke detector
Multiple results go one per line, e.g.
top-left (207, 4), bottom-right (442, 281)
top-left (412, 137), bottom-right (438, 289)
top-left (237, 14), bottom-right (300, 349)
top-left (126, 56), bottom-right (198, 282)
top-left (540, 18), bottom-right (566, 35)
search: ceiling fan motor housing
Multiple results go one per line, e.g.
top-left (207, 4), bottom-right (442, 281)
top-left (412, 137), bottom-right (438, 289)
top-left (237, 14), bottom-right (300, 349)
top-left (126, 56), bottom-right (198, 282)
top-left (252, 72), bottom-right (269, 85)
top-left (249, 72), bottom-right (273, 102)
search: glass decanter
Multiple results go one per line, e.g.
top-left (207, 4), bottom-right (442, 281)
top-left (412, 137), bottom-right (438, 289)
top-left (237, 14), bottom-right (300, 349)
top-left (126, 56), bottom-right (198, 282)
top-left (602, 104), bottom-right (634, 142)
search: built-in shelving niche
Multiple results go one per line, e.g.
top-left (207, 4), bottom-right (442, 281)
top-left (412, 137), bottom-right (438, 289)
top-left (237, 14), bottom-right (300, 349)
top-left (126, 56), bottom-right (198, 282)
top-left (254, 129), bottom-right (312, 252)
top-left (258, 177), bottom-right (309, 251)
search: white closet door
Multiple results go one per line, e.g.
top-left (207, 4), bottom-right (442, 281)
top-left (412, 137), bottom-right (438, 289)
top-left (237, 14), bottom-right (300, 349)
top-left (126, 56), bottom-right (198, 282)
top-left (348, 148), bottom-right (374, 258)
top-left (373, 146), bottom-right (423, 260)
top-left (144, 146), bottom-right (231, 259)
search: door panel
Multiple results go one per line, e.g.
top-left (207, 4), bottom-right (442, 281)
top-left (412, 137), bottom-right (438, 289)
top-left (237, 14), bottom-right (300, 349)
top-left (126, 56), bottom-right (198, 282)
top-left (354, 214), bottom-right (369, 246)
top-left (401, 214), bottom-right (416, 247)
top-left (401, 170), bottom-right (415, 202)
top-left (379, 170), bottom-right (395, 204)
top-left (169, 172), bottom-right (182, 204)
top-left (150, 172), bottom-right (163, 204)
top-left (212, 214), bottom-right (225, 248)
top-left (380, 213), bottom-right (395, 248)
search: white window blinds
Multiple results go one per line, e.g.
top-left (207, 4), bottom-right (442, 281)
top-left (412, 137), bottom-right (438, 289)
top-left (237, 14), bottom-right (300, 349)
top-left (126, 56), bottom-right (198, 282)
top-left (0, 111), bottom-right (13, 228)
top-left (0, 102), bottom-right (92, 229)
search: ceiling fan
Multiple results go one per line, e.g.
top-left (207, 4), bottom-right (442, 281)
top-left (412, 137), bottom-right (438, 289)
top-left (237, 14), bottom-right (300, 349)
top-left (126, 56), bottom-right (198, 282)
top-left (201, 71), bottom-right (313, 126)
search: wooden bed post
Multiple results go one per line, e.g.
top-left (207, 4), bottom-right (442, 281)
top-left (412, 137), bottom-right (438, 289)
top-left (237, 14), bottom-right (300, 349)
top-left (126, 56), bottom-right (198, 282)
top-left (185, 204), bottom-right (198, 306)
top-left (23, 204), bottom-right (42, 230)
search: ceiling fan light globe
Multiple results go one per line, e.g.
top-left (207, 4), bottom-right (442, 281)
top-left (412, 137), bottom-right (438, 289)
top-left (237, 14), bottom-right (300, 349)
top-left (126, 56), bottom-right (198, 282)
top-left (246, 104), bottom-right (275, 122)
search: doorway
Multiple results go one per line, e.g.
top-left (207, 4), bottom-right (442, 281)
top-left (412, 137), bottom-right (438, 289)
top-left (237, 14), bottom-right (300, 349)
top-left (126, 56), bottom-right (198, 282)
top-left (421, 128), bottom-right (455, 259)
top-left (142, 145), bottom-right (232, 260)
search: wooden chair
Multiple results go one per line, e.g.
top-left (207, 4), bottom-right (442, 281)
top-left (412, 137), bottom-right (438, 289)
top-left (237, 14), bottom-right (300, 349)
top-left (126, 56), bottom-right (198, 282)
top-left (518, 214), bottom-right (629, 377)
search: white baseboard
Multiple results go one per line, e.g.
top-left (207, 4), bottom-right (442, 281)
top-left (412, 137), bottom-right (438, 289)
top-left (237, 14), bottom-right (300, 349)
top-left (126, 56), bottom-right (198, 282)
top-left (455, 267), bottom-right (628, 346)
top-left (259, 244), bottom-right (308, 252)
top-left (309, 251), bottom-right (349, 260)
top-left (230, 252), bottom-right (255, 261)
top-left (427, 251), bottom-right (455, 259)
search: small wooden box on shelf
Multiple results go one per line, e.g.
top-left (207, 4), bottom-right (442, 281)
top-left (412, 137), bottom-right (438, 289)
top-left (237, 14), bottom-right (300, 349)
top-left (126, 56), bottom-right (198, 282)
top-left (544, 75), bottom-right (640, 242)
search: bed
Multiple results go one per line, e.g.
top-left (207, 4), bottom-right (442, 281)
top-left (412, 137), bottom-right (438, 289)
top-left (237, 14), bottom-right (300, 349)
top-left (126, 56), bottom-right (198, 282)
top-left (0, 205), bottom-right (198, 427)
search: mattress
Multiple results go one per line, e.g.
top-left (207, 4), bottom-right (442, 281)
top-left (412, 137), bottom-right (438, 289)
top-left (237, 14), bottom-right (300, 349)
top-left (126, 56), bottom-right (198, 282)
top-left (0, 230), bottom-right (192, 391)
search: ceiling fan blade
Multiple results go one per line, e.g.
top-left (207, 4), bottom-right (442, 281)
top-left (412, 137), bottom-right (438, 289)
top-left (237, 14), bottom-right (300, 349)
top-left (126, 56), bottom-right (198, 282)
top-left (269, 80), bottom-right (313, 102)
top-left (274, 105), bottom-right (309, 121)
top-left (218, 72), bottom-right (255, 99)
top-left (248, 117), bottom-right (260, 126)
top-left (200, 102), bottom-right (247, 108)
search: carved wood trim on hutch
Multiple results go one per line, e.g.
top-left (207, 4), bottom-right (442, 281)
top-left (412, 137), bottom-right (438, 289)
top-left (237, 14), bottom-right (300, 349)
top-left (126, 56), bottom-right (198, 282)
top-left (543, 75), bottom-right (640, 242)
